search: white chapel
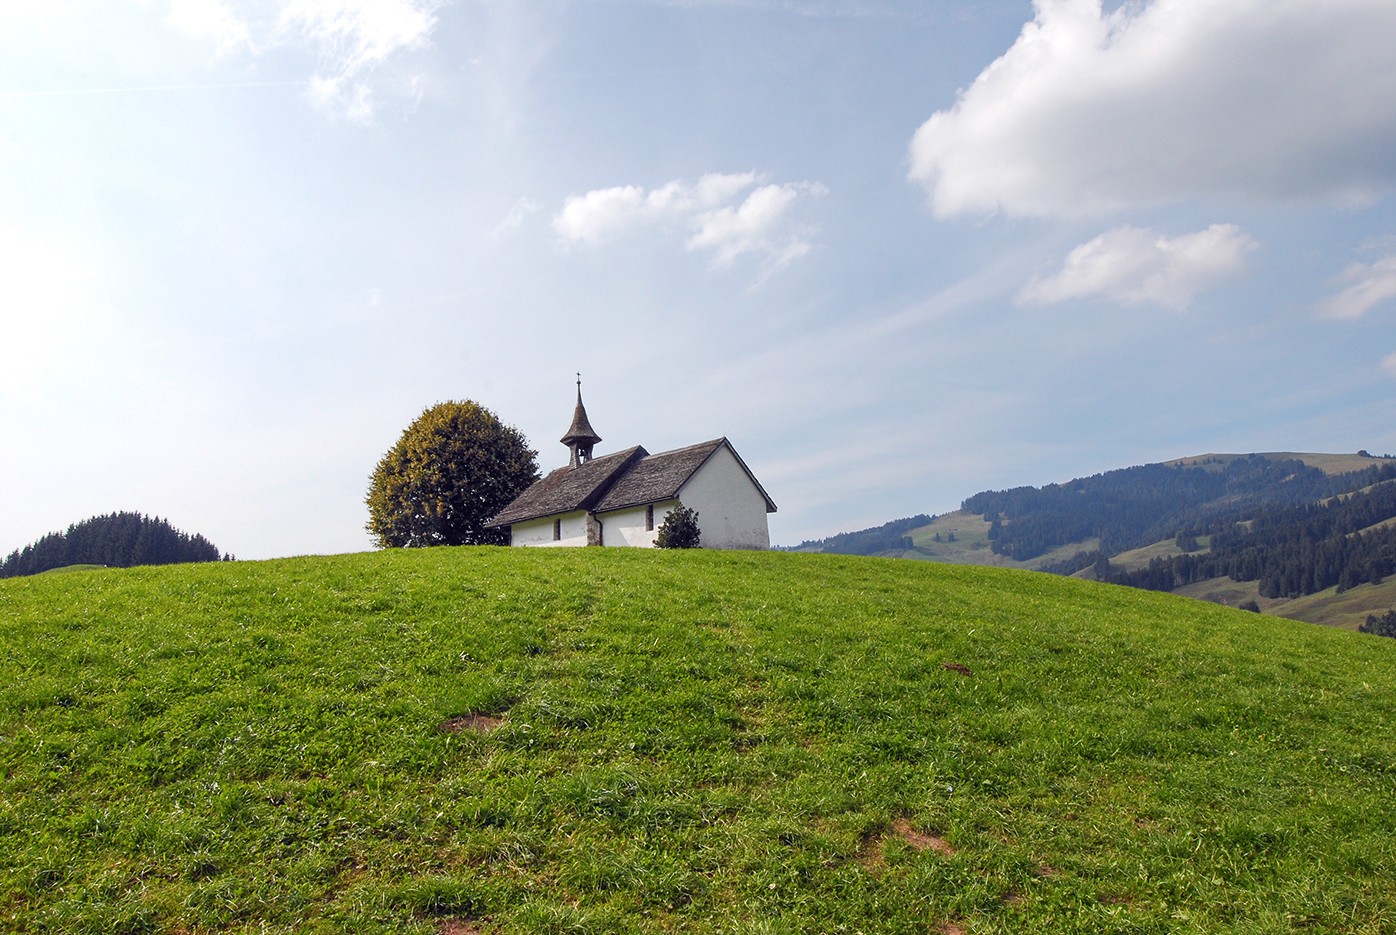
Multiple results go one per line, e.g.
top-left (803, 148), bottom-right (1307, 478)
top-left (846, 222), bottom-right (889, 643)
top-left (486, 382), bottom-right (776, 549)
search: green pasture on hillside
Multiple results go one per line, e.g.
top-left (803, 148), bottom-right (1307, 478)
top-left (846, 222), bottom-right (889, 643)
top-left (2, 548), bottom-right (1394, 933)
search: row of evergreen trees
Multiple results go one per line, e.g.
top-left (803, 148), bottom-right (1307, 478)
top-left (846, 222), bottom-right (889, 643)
top-left (788, 514), bottom-right (934, 556)
top-left (1108, 479), bottom-right (1396, 599)
top-left (0, 512), bottom-right (226, 578)
top-left (964, 457), bottom-right (1396, 563)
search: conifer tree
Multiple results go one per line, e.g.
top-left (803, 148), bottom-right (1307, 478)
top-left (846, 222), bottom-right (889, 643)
top-left (655, 503), bottom-right (701, 549)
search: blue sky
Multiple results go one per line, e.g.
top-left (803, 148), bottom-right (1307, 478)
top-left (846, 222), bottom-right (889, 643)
top-left (3, 0), bottom-right (1394, 560)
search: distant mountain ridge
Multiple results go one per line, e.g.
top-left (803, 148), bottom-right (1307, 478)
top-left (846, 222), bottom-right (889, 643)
top-left (790, 451), bottom-right (1396, 629)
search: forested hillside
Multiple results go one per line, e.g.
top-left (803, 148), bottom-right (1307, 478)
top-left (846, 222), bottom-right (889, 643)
top-left (0, 512), bottom-right (225, 577)
top-left (792, 452), bottom-right (1396, 628)
top-left (1109, 476), bottom-right (1396, 598)
top-left (962, 455), bottom-right (1396, 563)
top-left (786, 514), bottom-right (933, 556)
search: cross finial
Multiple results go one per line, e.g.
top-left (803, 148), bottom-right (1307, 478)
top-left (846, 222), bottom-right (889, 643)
top-left (576, 372), bottom-right (581, 389)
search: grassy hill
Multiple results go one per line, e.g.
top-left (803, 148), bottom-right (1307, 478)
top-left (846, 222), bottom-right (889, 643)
top-left (3, 548), bottom-right (1396, 933)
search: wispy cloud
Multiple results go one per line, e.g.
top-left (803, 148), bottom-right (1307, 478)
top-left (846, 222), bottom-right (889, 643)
top-left (490, 197), bottom-right (542, 239)
top-left (1018, 224), bottom-right (1257, 311)
top-left (280, 0), bottom-right (440, 120)
top-left (1316, 254), bottom-right (1396, 320)
top-left (162, 0), bottom-right (442, 121)
top-left (167, 0), bottom-right (254, 55)
top-left (553, 172), bottom-right (826, 276)
top-left (909, 0), bottom-right (1396, 218)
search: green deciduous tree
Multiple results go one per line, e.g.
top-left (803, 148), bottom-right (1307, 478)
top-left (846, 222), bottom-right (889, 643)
top-left (655, 503), bottom-right (701, 549)
top-left (366, 401), bottom-right (539, 548)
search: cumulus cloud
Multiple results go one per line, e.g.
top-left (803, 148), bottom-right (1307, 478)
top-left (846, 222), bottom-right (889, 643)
top-left (1383, 353), bottom-right (1396, 378)
top-left (909, 0), bottom-right (1396, 218)
top-left (553, 173), bottom-right (826, 274)
top-left (1018, 223), bottom-right (1257, 310)
top-left (164, 0), bottom-right (440, 121)
top-left (1316, 254), bottom-right (1396, 320)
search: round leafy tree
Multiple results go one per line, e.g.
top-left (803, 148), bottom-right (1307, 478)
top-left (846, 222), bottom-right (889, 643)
top-left (366, 401), bottom-right (539, 548)
top-left (655, 503), bottom-right (701, 549)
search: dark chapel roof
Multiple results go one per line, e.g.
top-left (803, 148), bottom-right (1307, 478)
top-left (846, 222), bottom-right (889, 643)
top-left (486, 446), bottom-right (646, 528)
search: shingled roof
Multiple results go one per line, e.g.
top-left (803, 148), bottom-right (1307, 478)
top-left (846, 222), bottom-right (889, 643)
top-left (594, 438), bottom-right (777, 514)
top-left (487, 437), bottom-right (777, 529)
top-left (486, 446), bottom-right (646, 527)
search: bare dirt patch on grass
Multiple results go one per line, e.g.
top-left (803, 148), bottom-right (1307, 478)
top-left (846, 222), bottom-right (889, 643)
top-left (859, 818), bottom-right (956, 871)
top-left (891, 818), bottom-right (956, 857)
top-left (435, 920), bottom-right (484, 935)
top-left (439, 713), bottom-right (503, 734)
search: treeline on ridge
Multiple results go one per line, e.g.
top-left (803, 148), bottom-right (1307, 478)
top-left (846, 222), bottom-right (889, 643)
top-left (1105, 479), bottom-right (1396, 599)
top-left (0, 512), bottom-right (227, 578)
top-left (789, 514), bottom-right (934, 556)
top-left (963, 456), bottom-right (1396, 562)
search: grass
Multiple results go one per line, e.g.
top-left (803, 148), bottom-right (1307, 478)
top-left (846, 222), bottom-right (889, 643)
top-left (2, 548), bottom-right (1396, 933)
top-left (1170, 575), bottom-right (1396, 631)
top-left (1166, 452), bottom-right (1387, 476)
top-left (1106, 537), bottom-right (1213, 576)
top-left (903, 512), bottom-right (1097, 572)
top-left (1270, 577), bottom-right (1396, 631)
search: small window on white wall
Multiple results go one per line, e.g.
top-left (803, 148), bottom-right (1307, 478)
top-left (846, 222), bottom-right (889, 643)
top-left (645, 505), bottom-right (654, 531)
top-left (553, 518), bottom-right (561, 541)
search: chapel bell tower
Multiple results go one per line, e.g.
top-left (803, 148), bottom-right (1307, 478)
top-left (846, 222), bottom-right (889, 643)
top-left (560, 375), bottom-right (602, 468)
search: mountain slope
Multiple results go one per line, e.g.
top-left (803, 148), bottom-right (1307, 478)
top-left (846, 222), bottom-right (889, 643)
top-left (795, 452), bottom-right (1396, 629)
top-left (3, 548), bottom-right (1395, 933)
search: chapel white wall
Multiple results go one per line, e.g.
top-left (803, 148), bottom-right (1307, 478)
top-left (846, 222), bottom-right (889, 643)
top-left (596, 503), bottom-right (664, 548)
top-left (675, 445), bottom-right (771, 550)
top-left (509, 511), bottom-right (590, 547)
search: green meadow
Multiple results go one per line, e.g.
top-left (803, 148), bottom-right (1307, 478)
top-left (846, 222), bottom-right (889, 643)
top-left (2, 548), bottom-right (1394, 933)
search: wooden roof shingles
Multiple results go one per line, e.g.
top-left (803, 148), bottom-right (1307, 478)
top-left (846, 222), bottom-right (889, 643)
top-left (485, 445), bottom-right (646, 527)
top-left (593, 438), bottom-right (726, 512)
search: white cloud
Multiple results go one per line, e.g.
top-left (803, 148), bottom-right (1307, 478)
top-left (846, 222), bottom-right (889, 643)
top-left (279, 0), bottom-right (438, 119)
top-left (1382, 353), bottom-right (1396, 378)
top-left (689, 182), bottom-right (827, 271)
top-left (163, 0), bottom-right (440, 121)
top-left (166, 0), bottom-right (253, 55)
top-left (1316, 254), bottom-right (1396, 320)
top-left (1018, 223), bottom-right (1257, 310)
top-left (490, 197), bottom-right (542, 238)
top-left (909, 0), bottom-right (1396, 218)
top-left (552, 173), bottom-right (825, 274)
top-left (552, 185), bottom-right (651, 244)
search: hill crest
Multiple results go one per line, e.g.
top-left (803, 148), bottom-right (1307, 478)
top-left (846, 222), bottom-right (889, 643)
top-left (3, 547), bottom-right (1395, 931)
